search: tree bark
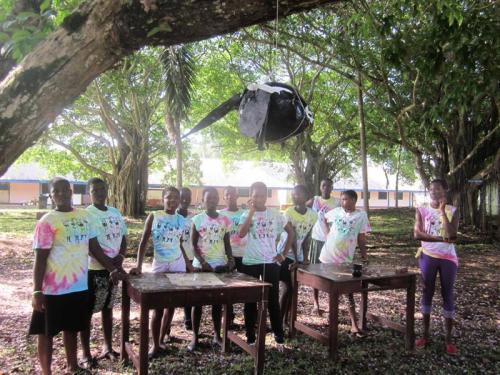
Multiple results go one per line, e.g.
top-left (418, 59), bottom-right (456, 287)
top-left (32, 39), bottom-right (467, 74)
top-left (0, 0), bottom-right (338, 176)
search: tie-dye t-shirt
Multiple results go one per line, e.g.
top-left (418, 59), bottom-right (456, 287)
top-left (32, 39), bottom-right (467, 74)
top-left (191, 212), bottom-right (232, 267)
top-left (277, 207), bottom-right (317, 262)
top-left (219, 208), bottom-right (248, 257)
top-left (418, 205), bottom-right (458, 265)
top-left (241, 209), bottom-right (285, 265)
top-left (319, 207), bottom-right (371, 265)
top-left (151, 211), bottom-right (186, 266)
top-left (311, 196), bottom-right (340, 241)
top-left (178, 209), bottom-right (196, 260)
top-left (32, 209), bottom-right (98, 295)
top-left (86, 205), bottom-right (128, 270)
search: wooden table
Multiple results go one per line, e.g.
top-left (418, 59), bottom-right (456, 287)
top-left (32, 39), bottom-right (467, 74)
top-left (290, 263), bottom-right (417, 359)
top-left (121, 272), bottom-right (270, 375)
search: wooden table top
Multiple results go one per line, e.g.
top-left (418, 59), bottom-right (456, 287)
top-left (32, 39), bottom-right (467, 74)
top-left (297, 263), bottom-right (417, 282)
top-left (128, 272), bottom-right (271, 293)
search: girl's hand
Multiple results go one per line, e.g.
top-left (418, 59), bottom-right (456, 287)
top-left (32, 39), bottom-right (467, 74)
top-left (227, 258), bottom-right (236, 272)
top-left (32, 293), bottom-right (46, 312)
top-left (186, 262), bottom-right (196, 273)
top-left (110, 269), bottom-right (128, 285)
top-left (247, 199), bottom-right (256, 213)
top-left (288, 261), bottom-right (299, 271)
top-left (201, 261), bottom-right (213, 272)
top-left (439, 199), bottom-right (447, 212)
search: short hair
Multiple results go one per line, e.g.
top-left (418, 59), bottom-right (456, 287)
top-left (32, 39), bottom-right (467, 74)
top-left (321, 178), bottom-right (333, 185)
top-left (50, 177), bottom-right (70, 190)
top-left (202, 186), bottom-right (218, 198)
top-left (341, 190), bottom-right (358, 201)
top-left (430, 179), bottom-right (448, 190)
top-left (250, 181), bottom-right (267, 194)
top-left (87, 177), bottom-right (106, 191)
top-left (162, 186), bottom-right (179, 198)
top-left (294, 184), bottom-right (309, 197)
top-left (180, 187), bottom-right (192, 194)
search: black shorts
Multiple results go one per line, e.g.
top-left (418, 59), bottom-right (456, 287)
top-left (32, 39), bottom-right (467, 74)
top-left (279, 257), bottom-right (295, 285)
top-left (29, 290), bottom-right (89, 337)
top-left (88, 269), bottom-right (117, 314)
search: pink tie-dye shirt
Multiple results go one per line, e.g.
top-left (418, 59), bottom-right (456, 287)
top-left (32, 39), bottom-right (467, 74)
top-left (418, 205), bottom-right (458, 266)
top-left (33, 209), bottom-right (97, 295)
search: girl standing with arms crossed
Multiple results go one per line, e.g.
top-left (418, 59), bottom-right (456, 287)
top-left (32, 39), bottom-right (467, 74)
top-left (414, 179), bottom-right (459, 355)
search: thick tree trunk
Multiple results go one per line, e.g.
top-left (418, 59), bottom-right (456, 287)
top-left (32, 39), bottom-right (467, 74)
top-left (107, 138), bottom-right (149, 217)
top-left (0, 0), bottom-right (338, 176)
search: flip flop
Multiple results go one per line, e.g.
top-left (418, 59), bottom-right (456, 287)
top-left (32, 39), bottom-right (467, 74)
top-left (350, 330), bottom-right (365, 338)
top-left (415, 337), bottom-right (430, 348)
top-left (67, 365), bottom-right (93, 374)
top-left (446, 343), bottom-right (458, 355)
top-left (97, 350), bottom-right (120, 361)
top-left (77, 357), bottom-right (97, 370)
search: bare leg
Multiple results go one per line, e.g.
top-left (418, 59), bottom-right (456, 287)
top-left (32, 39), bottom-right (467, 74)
top-left (149, 308), bottom-right (163, 357)
top-left (160, 308), bottom-right (176, 346)
top-left (347, 294), bottom-right (361, 333)
top-left (279, 281), bottom-right (292, 325)
top-left (37, 334), bottom-right (53, 375)
top-left (313, 289), bottom-right (323, 316)
top-left (62, 331), bottom-right (79, 372)
top-left (422, 313), bottom-right (430, 340)
top-left (96, 307), bottom-right (120, 360)
top-left (444, 317), bottom-right (453, 344)
top-left (189, 306), bottom-right (202, 351)
top-left (212, 305), bottom-right (222, 346)
top-left (79, 315), bottom-right (93, 364)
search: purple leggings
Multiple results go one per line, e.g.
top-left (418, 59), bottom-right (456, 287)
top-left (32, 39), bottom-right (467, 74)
top-left (419, 252), bottom-right (457, 319)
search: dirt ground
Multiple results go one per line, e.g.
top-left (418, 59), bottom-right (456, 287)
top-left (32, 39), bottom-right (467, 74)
top-left (0, 213), bottom-right (499, 374)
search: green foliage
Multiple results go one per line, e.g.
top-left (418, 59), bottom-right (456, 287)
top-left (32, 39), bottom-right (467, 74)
top-left (0, 0), bottom-right (83, 62)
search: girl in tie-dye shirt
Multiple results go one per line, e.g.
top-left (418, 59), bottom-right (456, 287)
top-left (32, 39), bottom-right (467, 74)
top-left (319, 190), bottom-right (370, 336)
top-left (414, 179), bottom-right (459, 355)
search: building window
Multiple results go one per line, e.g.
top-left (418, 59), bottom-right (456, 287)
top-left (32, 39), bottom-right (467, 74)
top-left (360, 192), bottom-right (370, 199)
top-left (238, 187), bottom-right (250, 197)
top-left (396, 192), bottom-right (403, 200)
top-left (73, 184), bottom-right (86, 195)
top-left (267, 189), bottom-right (272, 198)
top-left (378, 191), bottom-right (387, 200)
top-left (41, 183), bottom-right (49, 194)
top-left (0, 182), bottom-right (9, 191)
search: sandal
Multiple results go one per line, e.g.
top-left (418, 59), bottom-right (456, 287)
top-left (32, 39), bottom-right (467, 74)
top-left (415, 337), bottom-right (429, 348)
top-left (446, 343), bottom-right (458, 355)
top-left (66, 366), bottom-right (93, 375)
top-left (97, 349), bottom-right (120, 361)
top-left (350, 330), bottom-right (365, 338)
top-left (77, 357), bottom-right (97, 370)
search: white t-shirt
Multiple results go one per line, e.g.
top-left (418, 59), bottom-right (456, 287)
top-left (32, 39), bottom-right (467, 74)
top-left (86, 205), bottom-right (128, 270)
top-left (241, 209), bottom-right (285, 265)
top-left (319, 207), bottom-right (371, 264)
top-left (310, 196), bottom-right (340, 241)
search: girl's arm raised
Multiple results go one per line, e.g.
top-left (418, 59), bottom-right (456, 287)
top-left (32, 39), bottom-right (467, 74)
top-left (413, 209), bottom-right (442, 242)
top-left (129, 213), bottom-right (154, 274)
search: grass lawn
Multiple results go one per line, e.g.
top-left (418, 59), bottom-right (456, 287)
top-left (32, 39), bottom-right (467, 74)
top-left (0, 208), bottom-right (498, 374)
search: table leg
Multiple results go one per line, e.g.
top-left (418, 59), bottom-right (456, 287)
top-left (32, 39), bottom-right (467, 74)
top-left (139, 304), bottom-right (149, 375)
top-left (359, 281), bottom-right (368, 331)
top-left (328, 290), bottom-right (339, 360)
top-left (405, 275), bottom-right (416, 351)
top-left (121, 281), bottom-right (130, 363)
top-left (222, 304), bottom-right (230, 353)
top-left (289, 268), bottom-right (298, 338)
top-left (255, 299), bottom-right (267, 375)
